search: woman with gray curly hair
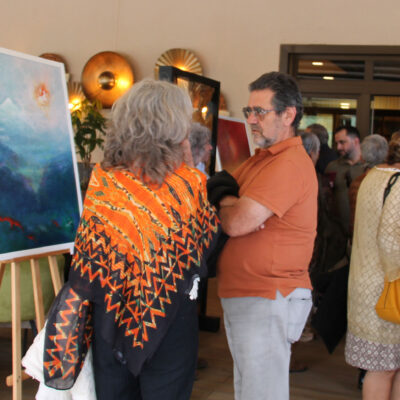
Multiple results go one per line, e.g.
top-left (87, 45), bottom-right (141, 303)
top-left (346, 135), bottom-right (400, 399)
top-left (102, 79), bottom-right (195, 183)
top-left (348, 134), bottom-right (389, 235)
top-left (42, 79), bottom-right (220, 400)
top-left (360, 134), bottom-right (389, 168)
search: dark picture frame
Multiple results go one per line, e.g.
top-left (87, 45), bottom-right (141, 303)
top-left (159, 66), bottom-right (220, 177)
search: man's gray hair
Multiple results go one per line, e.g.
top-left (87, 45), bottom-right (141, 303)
top-left (361, 134), bottom-right (388, 167)
top-left (249, 72), bottom-right (303, 129)
top-left (306, 123), bottom-right (329, 145)
top-left (189, 122), bottom-right (211, 166)
top-left (102, 78), bottom-right (193, 184)
top-left (300, 131), bottom-right (320, 156)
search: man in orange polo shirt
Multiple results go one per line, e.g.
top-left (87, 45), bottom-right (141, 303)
top-left (217, 72), bottom-right (318, 400)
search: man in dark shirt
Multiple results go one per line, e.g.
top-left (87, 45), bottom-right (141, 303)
top-left (325, 126), bottom-right (365, 237)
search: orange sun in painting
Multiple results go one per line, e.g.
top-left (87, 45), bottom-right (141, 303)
top-left (34, 83), bottom-right (50, 108)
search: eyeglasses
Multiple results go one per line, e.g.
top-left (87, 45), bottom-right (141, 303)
top-left (242, 106), bottom-right (275, 120)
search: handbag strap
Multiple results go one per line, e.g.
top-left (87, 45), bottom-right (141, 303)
top-left (383, 172), bottom-right (400, 205)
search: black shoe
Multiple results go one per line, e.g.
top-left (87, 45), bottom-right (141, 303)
top-left (289, 360), bottom-right (308, 373)
top-left (196, 357), bottom-right (208, 370)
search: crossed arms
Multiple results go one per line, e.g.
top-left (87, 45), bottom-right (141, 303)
top-left (218, 195), bottom-right (274, 237)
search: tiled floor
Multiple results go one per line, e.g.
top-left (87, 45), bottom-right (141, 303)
top-left (0, 278), bottom-right (361, 399)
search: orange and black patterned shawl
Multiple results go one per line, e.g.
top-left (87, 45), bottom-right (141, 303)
top-left (44, 164), bottom-right (220, 389)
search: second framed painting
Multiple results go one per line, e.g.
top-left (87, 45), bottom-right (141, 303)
top-left (216, 116), bottom-right (254, 173)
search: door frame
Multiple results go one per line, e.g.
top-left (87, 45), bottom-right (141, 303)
top-left (280, 45), bottom-right (400, 137)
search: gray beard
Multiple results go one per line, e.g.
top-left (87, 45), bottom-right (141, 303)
top-left (253, 133), bottom-right (274, 149)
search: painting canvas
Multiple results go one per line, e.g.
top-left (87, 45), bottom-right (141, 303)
top-left (0, 48), bottom-right (82, 261)
top-left (216, 116), bottom-right (253, 174)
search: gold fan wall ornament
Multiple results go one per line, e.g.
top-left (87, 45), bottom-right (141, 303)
top-left (154, 48), bottom-right (203, 78)
top-left (81, 51), bottom-right (134, 108)
top-left (67, 81), bottom-right (86, 112)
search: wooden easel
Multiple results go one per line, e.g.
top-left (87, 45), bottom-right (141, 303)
top-left (0, 249), bottom-right (68, 400)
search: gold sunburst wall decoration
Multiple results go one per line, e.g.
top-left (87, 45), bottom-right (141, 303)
top-left (67, 81), bottom-right (86, 112)
top-left (154, 48), bottom-right (203, 78)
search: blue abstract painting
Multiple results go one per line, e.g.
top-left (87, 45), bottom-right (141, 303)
top-left (0, 48), bottom-right (82, 261)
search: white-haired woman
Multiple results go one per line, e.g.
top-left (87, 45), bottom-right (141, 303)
top-left (346, 136), bottom-right (400, 399)
top-left (43, 79), bottom-right (220, 400)
top-left (348, 134), bottom-right (389, 236)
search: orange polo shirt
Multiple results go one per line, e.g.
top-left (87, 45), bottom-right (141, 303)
top-left (217, 137), bottom-right (318, 299)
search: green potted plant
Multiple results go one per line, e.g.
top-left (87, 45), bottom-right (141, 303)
top-left (71, 99), bottom-right (107, 192)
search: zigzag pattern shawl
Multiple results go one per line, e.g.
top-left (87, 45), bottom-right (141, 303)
top-left (44, 164), bottom-right (219, 389)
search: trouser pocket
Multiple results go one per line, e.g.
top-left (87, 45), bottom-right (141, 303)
top-left (287, 288), bottom-right (312, 343)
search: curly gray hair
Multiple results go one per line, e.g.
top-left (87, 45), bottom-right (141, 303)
top-left (361, 134), bottom-right (388, 167)
top-left (189, 122), bottom-right (211, 166)
top-left (300, 131), bottom-right (320, 156)
top-left (101, 79), bottom-right (193, 184)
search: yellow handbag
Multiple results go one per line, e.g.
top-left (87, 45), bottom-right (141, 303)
top-left (375, 279), bottom-right (400, 324)
top-left (375, 172), bottom-right (400, 324)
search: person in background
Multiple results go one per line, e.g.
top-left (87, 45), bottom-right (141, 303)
top-left (300, 131), bottom-right (323, 279)
top-left (42, 79), bottom-right (220, 400)
top-left (301, 131), bottom-right (320, 166)
top-left (189, 122), bottom-right (213, 176)
top-left (215, 72), bottom-right (318, 400)
top-left (325, 125), bottom-right (365, 237)
top-left (348, 134), bottom-right (388, 237)
top-left (300, 132), bottom-right (323, 282)
top-left (345, 135), bottom-right (400, 400)
top-left (306, 123), bottom-right (337, 174)
top-left (347, 134), bottom-right (388, 390)
top-left (188, 121), bottom-right (214, 372)
top-left (287, 131), bottom-right (321, 373)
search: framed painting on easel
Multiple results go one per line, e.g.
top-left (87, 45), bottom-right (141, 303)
top-left (0, 47), bottom-right (82, 262)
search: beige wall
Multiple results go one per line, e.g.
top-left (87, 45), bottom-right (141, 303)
top-left (2, 0), bottom-right (400, 120)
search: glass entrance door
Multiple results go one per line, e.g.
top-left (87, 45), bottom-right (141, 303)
top-left (299, 96), bottom-right (358, 146)
top-left (370, 95), bottom-right (400, 140)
